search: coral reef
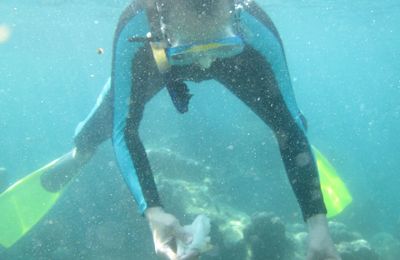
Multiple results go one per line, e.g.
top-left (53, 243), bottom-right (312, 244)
top-left (243, 212), bottom-right (294, 260)
top-left (328, 221), bottom-right (362, 243)
top-left (1, 147), bottom-right (399, 259)
top-left (370, 233), bottom-right (400, 260)
top-left (337, 239), bottom-right (379, 260)
top-left (148, 148), bottom-right (400, 260)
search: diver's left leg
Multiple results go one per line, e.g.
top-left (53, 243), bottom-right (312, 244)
top-left (41, 79), bottom-right (113, 191)
top-left (212, 46), bottom-right (326, 220)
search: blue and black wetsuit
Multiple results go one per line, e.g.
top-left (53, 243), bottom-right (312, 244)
top-left (74, 0), bottom-right (327, 220)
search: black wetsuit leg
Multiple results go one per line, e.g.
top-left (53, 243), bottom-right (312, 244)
top-left (40, 79), bottom-right (115, 192)
top-left (211, 46), bottom-right (327, 220)
top-left (74, 78), bottom-right (113, 153)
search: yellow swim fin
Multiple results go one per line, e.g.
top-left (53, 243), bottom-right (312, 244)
top-left (0, 153), bottom-right (75, 249)
top-left (312, 146), bottom-right (352, 218)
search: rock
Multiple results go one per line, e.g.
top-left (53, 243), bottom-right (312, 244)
top-left (148, 147), bottom-right (254, 259)
top-left (85, 220), bottom-right (127, 251)
top-left (337, 239), bottom-right (379, 260)
top-left (149, 147), bottom-right (251, 246)
top-left (156, 172), bottom-right (250, 246)
top-left (148, 148), bottom-right (300, 260)
top-left (328, 221), bottom-right (362, 243)
top-left (243, 212), bottom-right (294, 260)
top-left (370, 232), bottom-right (400, 260)
top-left (290, 231), bottom-right (308, 258)
top-left (148, 147), bottom-right (212, 183)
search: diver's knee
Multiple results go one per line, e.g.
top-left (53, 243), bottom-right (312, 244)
top-left (73, 147), bottom-right (94, 166)
top-left (40, 146), bottom-right (95, 192)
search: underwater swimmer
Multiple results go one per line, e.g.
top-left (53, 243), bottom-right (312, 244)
top-left (41, 0), bottom-right (340, 259)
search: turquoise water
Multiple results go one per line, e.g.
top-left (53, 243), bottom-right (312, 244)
top-left (1, 0), bottom-right (399, 259)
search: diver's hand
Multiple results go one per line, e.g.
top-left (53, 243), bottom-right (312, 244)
top-left (306, 214), bottom-right (341, 260)
top-left (145, 207), bottom-right (190, 260)
top-left (179, 249), bottom-right (199, 260)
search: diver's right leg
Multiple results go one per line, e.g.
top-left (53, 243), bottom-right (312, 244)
top-left (41, 79), bottom-right (113, 192)
top-left (40, 148), bottom-right (88, 192)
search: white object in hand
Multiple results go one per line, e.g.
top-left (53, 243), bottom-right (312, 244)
top-left (177, 214), bottom-right (211, 257)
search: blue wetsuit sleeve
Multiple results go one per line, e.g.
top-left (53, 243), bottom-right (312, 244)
top-left (111, 1), bottom-right (162, 214)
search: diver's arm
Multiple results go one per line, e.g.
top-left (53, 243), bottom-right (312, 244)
top-left (307, 214), bottom-right (341, 260)
top-left (112, 0), bottom-right (164, 217)
top-left (244, 5), bottom-right (332, 228)
top-left (145, 207), bottom-right (186, 259)
top-left (112, 4), bottom-right (190, 259)
top-left (241, 2), bottom-right (339, 259)
top-left (242, 0), bottom-right (327, 221)
top-left (111, 0), bottom-right (163, 211)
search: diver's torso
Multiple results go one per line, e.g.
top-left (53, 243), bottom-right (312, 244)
top-left (158, 0), bottom-right (237, 46)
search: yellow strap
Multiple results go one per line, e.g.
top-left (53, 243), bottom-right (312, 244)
top-left (150, 42), bottom-right (170, 73)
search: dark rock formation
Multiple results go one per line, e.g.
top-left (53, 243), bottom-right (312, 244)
top-left (243, 212), bottom-right (294, 260)
top-left (337, 239), bottom-right (380, 260)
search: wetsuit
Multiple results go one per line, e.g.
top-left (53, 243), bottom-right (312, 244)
top-left (74, 0), bottom-right (327, 220)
